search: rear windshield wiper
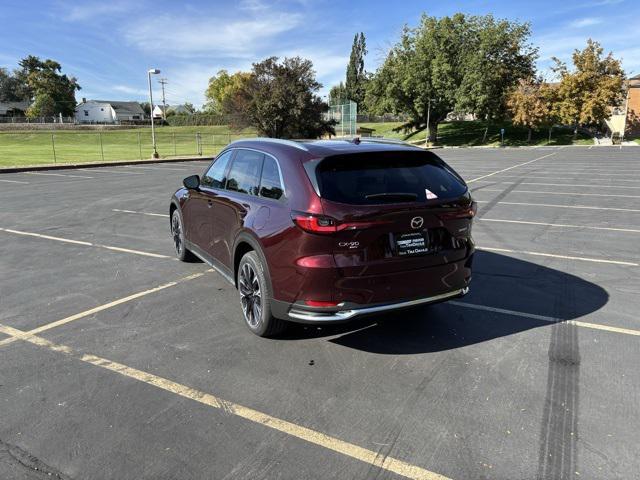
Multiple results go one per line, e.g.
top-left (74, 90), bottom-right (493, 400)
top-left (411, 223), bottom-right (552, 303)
top-left (364, 192), bottom-right (418, 202)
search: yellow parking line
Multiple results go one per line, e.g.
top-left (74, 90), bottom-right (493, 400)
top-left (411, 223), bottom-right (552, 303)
top-left (0, 271), bottom-right (212, 348)
top-left (478, 246), bottom-right (638, 266)
top-left (0, 323), bottom-right (451, 480)
top-left (0, 227), bottom-right (173, 259)
top-left (449, 301), bottom-right (640, 336)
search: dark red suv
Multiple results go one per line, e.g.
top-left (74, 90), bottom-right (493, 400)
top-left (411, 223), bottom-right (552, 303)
top-left (170, 138), bottom-right (475, 336)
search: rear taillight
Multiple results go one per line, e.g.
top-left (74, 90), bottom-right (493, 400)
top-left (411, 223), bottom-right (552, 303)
top-left (292, 213), bottom-right (338, 233)
top-left (437, 204), bottom-right (476, 220)
top-left (292, 212), bottom-right (392, 234)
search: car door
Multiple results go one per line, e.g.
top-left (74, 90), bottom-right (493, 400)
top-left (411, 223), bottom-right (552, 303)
top-left (183, 149), bottom-right (234, 254)
top-left (208, 148), bottom-right (265, 269)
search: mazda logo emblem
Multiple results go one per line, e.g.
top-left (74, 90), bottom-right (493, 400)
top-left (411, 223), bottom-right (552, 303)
top-left (410, 216), bottom-right (424, 229)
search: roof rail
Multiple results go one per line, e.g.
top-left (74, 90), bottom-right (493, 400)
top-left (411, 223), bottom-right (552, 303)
top-left (232, 137), bottom-right (309, 151)
top-left (357, 137), bottom-right (416, 146)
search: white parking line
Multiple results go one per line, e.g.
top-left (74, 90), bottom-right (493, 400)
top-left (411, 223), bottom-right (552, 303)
top-left (478, 246), bottom-right (638, 266)
top-left (123, 165), bottom-right (195, 171)
top-left (23, 171), bottom-right (93, 179)
top-left (0, 227), bottom-right (173, 259)
top-left (479, 218), bottom-right (640, 234)
top-left (478, 174), bottom-right (640, 183)
top-left (0, 178), bottom-right (29, 184)
top-left (77, 168), bottom-right (145, 175)
top-left (467, 152), bottom-right (559, 183)
top-left (473, 181), bottom-right (640, 190)
top-left (476, 200), bottom-right (640, 213)
top-left (449, 301), bottom-right (640, 336)
top-left (512, 171), bottom-right (640, 177)
top-left (113, 208), bottom-right (169, 218)
top-left (476, 189), bottom-right (640, 199)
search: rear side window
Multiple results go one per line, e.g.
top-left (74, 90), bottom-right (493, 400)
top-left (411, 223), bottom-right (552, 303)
top-left (202, 150), bottom-right (233, 188)
top-left (259, 156), bottom-right (284, 200)
top-left (316, 151), bottom-right (467, 205)
top-left (226, 149), bottom-right (264, 196)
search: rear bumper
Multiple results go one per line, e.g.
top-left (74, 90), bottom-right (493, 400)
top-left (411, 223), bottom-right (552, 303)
top-left (279, 286), bottom-right (468, 324)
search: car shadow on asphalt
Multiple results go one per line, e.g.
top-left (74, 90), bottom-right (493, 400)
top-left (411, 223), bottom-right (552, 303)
top-left (282, 250), bottom-right (609, 355)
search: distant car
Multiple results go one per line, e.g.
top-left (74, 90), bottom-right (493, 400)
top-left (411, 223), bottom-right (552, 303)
top-left (170, 138), bottom-right (476, 337)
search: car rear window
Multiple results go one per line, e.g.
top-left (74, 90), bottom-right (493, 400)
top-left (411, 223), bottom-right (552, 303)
top-left (315, 151), bottom-right (467, 205)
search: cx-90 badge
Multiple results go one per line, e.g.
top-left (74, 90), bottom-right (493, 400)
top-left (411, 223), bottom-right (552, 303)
top-left (411, 216), bottom-right (424, 229)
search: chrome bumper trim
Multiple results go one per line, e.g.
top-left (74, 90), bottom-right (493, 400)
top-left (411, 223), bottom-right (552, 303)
top-left (287, 287), bottom-right (468, 322)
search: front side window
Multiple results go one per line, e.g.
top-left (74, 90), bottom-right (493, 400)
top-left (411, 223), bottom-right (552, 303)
top-left (259, 156), bottom-right (284, 200)
top-left (202, 150), bottom-right (233, 188)
top-left (226, 149), bottom-right (264, 196)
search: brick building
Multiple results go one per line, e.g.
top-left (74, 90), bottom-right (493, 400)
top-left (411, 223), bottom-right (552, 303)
top-left (625, 74), bottom-right (640, 137)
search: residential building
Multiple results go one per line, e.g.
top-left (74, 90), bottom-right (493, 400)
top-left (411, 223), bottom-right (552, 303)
top-left (75, 99), bottom-right (145, 123)
top-left (0, 100), bottom-right (31, 117)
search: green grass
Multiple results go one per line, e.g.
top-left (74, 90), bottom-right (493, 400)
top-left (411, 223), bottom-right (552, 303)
top-left (0, 121), bottom-right (598, 168)
top-left (359, 120), bottom-right (593, 146)
top-left (0, 125), bottom-right (257, 167)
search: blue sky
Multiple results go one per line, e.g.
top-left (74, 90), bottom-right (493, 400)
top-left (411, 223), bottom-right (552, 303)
top-left (1, 0), bottom-right (638, 107)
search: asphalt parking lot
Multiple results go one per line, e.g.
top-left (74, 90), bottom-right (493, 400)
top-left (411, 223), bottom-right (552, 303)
top-left (1, 145), bottom-right (639, 480)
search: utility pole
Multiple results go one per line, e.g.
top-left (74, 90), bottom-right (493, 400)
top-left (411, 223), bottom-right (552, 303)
top-left (159, 78), bottom-right (168, 120)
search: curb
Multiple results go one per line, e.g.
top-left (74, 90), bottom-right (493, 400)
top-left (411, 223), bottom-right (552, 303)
top-left (0, 156), bottom-right (213, 174)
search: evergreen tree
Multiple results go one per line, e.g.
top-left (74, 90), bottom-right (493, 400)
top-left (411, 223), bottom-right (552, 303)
top-left (345, 32), bottom-right (368, 108)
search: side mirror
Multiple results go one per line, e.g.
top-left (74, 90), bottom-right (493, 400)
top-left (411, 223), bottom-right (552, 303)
top-left (183, 175), bottom-right (200, 190)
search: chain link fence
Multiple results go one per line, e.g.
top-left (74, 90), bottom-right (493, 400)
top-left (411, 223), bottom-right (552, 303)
top-left (0, 130), bottom-right (258, 166)
top-left (325, 101), bottom-right (357, 137)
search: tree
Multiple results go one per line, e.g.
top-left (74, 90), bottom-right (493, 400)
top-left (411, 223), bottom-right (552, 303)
top-left (204, 70), bottom-right (251, 114)
top-left (182, 102), bottom-right (197, 114)
top-left (233, 56), bottom-right (334, 138)
top-left (0, 68), bottom-right (29, 102)
top-left (17, 55), bottom-right (80, 117)
top-left (507, 78), bottom-right (558, 142)
top-left (27, 93), bottom-right (57, 118)
top-left (329, 81), bottom-right (347, 104)
top-left (552, 39), bottom-right (625, 136)
top-left (138, 102), bottom-right (151, 116)
top-left (366, 13), bottom-right (536, 142)
top-left (345, 32), bottom-right (368, 108)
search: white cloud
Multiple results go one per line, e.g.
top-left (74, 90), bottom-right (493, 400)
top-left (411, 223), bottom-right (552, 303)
top-left (568, 17), bottom-right (603, 28)
top-left (63, 1), bottom-right (135, 21)
top-left (125, 10), bottom-right (302, 57)
top-left (113, 85), bottom-right (148, 96)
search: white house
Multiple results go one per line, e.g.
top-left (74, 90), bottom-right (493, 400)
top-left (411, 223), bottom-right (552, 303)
top-left (152, 104), bottom-right (193, 118)
top-left (75, 99), bottom-right (145, 123)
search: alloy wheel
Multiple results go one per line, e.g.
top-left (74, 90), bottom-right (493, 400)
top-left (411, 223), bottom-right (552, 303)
top-left (239, 262), bottom-right (262, 328)
top-left (171, 213), bottom-right (183, 255)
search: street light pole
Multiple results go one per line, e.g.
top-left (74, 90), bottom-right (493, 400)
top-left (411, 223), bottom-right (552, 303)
top-left (147, 68), bottom-right (161, 158)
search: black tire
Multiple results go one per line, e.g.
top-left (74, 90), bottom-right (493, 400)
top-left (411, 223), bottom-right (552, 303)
top-left (237, 251), bottom-right (286, 337)
top-left (171, 208), bottom-right (197, 262)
